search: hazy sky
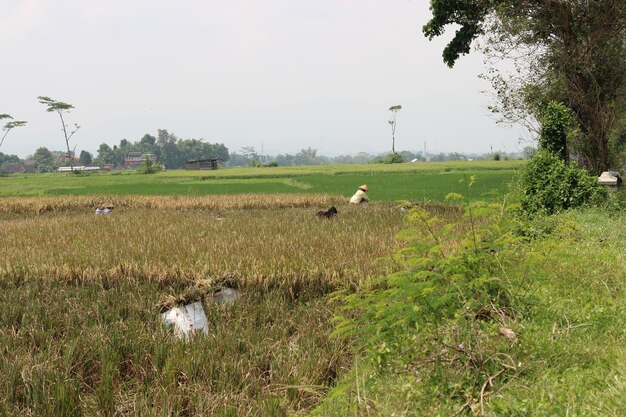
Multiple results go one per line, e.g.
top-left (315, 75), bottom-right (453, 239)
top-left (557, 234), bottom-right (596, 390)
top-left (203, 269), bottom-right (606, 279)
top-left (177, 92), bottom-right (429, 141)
top-left (1, 0), bottom-right (530, 159)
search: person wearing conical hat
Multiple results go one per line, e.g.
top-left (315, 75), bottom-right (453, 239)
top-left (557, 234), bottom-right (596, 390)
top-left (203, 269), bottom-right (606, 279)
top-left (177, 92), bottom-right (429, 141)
top-left (349, 184), bottom-right (369, 204)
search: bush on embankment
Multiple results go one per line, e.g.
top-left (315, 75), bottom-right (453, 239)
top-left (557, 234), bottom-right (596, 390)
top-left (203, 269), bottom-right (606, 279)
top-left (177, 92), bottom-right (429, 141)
top-left (313, 170), bottom-right (625, 415)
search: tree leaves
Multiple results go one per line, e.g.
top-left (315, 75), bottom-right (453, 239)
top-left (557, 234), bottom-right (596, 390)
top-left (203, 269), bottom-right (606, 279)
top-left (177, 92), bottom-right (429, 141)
top-left (37, 96), bottom-right (74, 112)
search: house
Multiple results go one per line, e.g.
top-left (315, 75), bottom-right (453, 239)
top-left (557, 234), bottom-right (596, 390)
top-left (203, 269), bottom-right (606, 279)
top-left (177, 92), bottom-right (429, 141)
top-left (124, 152), bottom-right (156, 168)
top-left (53, 151), bottom-right (79, 164)
top-left (184, 158), bottom-right (221, 170)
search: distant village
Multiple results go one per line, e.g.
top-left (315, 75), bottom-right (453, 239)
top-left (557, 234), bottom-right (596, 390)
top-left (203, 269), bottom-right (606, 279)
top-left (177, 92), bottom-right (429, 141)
top-left (0, 128), bottom-right (529, 174)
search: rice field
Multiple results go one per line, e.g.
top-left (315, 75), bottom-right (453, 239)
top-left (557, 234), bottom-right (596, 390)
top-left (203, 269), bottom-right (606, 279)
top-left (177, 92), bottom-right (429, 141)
top-left (0, 160), bottom-right (522, 201)
top-left (0, 194), bottom-right (417, 416)
top-left (0, 164), bottom-right (498, 415)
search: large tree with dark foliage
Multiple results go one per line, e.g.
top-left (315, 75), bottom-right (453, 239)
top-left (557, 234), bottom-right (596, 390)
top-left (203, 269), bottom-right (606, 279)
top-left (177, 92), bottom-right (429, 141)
top-left (424, 0), bottom-right (626, 173)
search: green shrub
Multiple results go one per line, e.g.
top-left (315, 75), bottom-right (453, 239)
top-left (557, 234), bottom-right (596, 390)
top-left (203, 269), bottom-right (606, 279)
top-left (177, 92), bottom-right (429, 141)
top-left (331, 177), bottom-right (522, 410)
top-left (251, 160), bottom-right (278, 167)
top-left (539, 101), bottom-right (572, 161)
top-left (514, 150), bottom-right (606, 215)
top-left (373, 152), bottom-right (404, 164)
top-left (136, 159), bottom-right (162, 174)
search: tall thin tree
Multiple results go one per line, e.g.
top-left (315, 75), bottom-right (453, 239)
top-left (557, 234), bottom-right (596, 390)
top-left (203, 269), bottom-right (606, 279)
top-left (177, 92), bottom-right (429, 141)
top-left (37, 97), bottom-right (80, 170)
top-left (388, 105), bottom-right (402, 153)
top-left (1, 114), bottom-right (27, 147)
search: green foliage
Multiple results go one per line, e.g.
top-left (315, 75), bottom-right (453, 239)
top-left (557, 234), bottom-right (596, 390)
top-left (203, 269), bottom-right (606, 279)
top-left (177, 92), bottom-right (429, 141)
top-left (0, 152), bottom-right (21, 174)
top-left (37, 96), bottom-right (80, 169)
top-left (331, 177), bottom-right (523, 411)
top-left (316, 207), bottom-right (626, 416)
top-left (374, 152), bottom-right (404, 164)
top-left (136, 158), bottom-right (162, 174)
top-left (37, 96), bottom-right (74, 112)
top-left (79, 150), bottom-right (93, 166)
top-left (514, 150), bottom-right (606, 215)
top-left (1, 114), bottom-right (27, 147)
top-left (267, 148), bottom-right (323, 166)
top-left (424, 1), bottom-right (626, 172)
top-left (539, 101), bottom-right (572, 160)
top-left (95, 129), bottom-right (229, 169)
top-left (492, 151), bottom-right (501, 161)
top-left (423, 1), bottom-right (489, 67)
top-left (252, 159), bottom-right (278, 167)
top-left (32, 147), bottom-right (56, 172)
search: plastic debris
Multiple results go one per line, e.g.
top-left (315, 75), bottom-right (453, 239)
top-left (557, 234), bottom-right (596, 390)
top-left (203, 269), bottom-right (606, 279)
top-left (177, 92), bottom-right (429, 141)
top-left (96, 203), bottom-right (114, 215)
top-left (212, 288), bottom-right (241, 305)
top-left (161, 301), bottom-right (209, 340)
top-left (598, 171), bottom-right (622, 187)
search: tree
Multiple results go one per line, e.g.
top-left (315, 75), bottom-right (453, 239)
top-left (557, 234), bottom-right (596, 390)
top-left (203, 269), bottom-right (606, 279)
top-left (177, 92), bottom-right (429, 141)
top-left (388, 105), bottom-right (402, 153)
top-left (157, 129), bottom-right (181, 169)
top-left (139, 134), bottom-right (159, 158)
top-left (540, 101), bottom-right (572, 163)
top-left (235, 146), bottom-right (259, 166)
top-left (522, 146), bottom-right (536, 159)
top-left (0, 152), bottom-right (21, 172)
top-left (32, 147), bottom-right (55, 172)
top-left (94, 143), bottom-right (116, 166)
top-left (37, 97), bottom-right (80, 170)
top-left (1, 114), bottom-right (27, 147)
top-left (399, 150), bottom-right (416, 162)
top-left (139, 134), bottom-right (156, 147)
top-left (79, 150), bottom-right (93, 166)
top-left (423, 0), bottom-right (626, 173)
top-left (294, 147), bottom-right (321, 165)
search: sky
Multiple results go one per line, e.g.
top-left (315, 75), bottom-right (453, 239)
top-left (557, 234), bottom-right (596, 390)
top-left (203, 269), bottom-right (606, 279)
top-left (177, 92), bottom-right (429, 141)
top-left (0, 0), bottom-right (531, 159)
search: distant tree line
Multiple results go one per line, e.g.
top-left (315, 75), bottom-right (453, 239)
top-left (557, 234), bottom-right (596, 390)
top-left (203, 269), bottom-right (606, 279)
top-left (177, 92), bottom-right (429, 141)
top-left (225, 147), bottom-right (528, 168)
top-left (1, 138), bottom-right (533, 174)
top-left (0, 129), bottom-right (230, 173)
top-left (93, 129), bottom-right (229, 169)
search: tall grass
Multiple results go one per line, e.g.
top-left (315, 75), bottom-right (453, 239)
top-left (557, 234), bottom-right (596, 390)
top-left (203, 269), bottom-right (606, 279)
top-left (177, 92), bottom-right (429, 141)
top-left (0, 200), bottom-right (407, 416)
top-left (0, 194), bottom-right (341, 215)
top-left (1, 202), bottom-right (401, 291)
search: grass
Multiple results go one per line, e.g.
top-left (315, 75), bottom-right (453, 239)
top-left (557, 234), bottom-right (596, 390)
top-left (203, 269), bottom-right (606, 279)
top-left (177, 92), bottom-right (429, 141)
top-left (4, 160), bottom-right (620, 415)
top-left (0, 197), bottom-right (407, 416)
top-left (0, 160), bottom-right (521, 200)
top-left (311, 207), bottom-right (626, 416)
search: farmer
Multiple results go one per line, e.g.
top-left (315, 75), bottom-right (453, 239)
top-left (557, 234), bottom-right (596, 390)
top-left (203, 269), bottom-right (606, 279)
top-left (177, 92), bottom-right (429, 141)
top-left (349, 184), bottom-right (369, 205)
